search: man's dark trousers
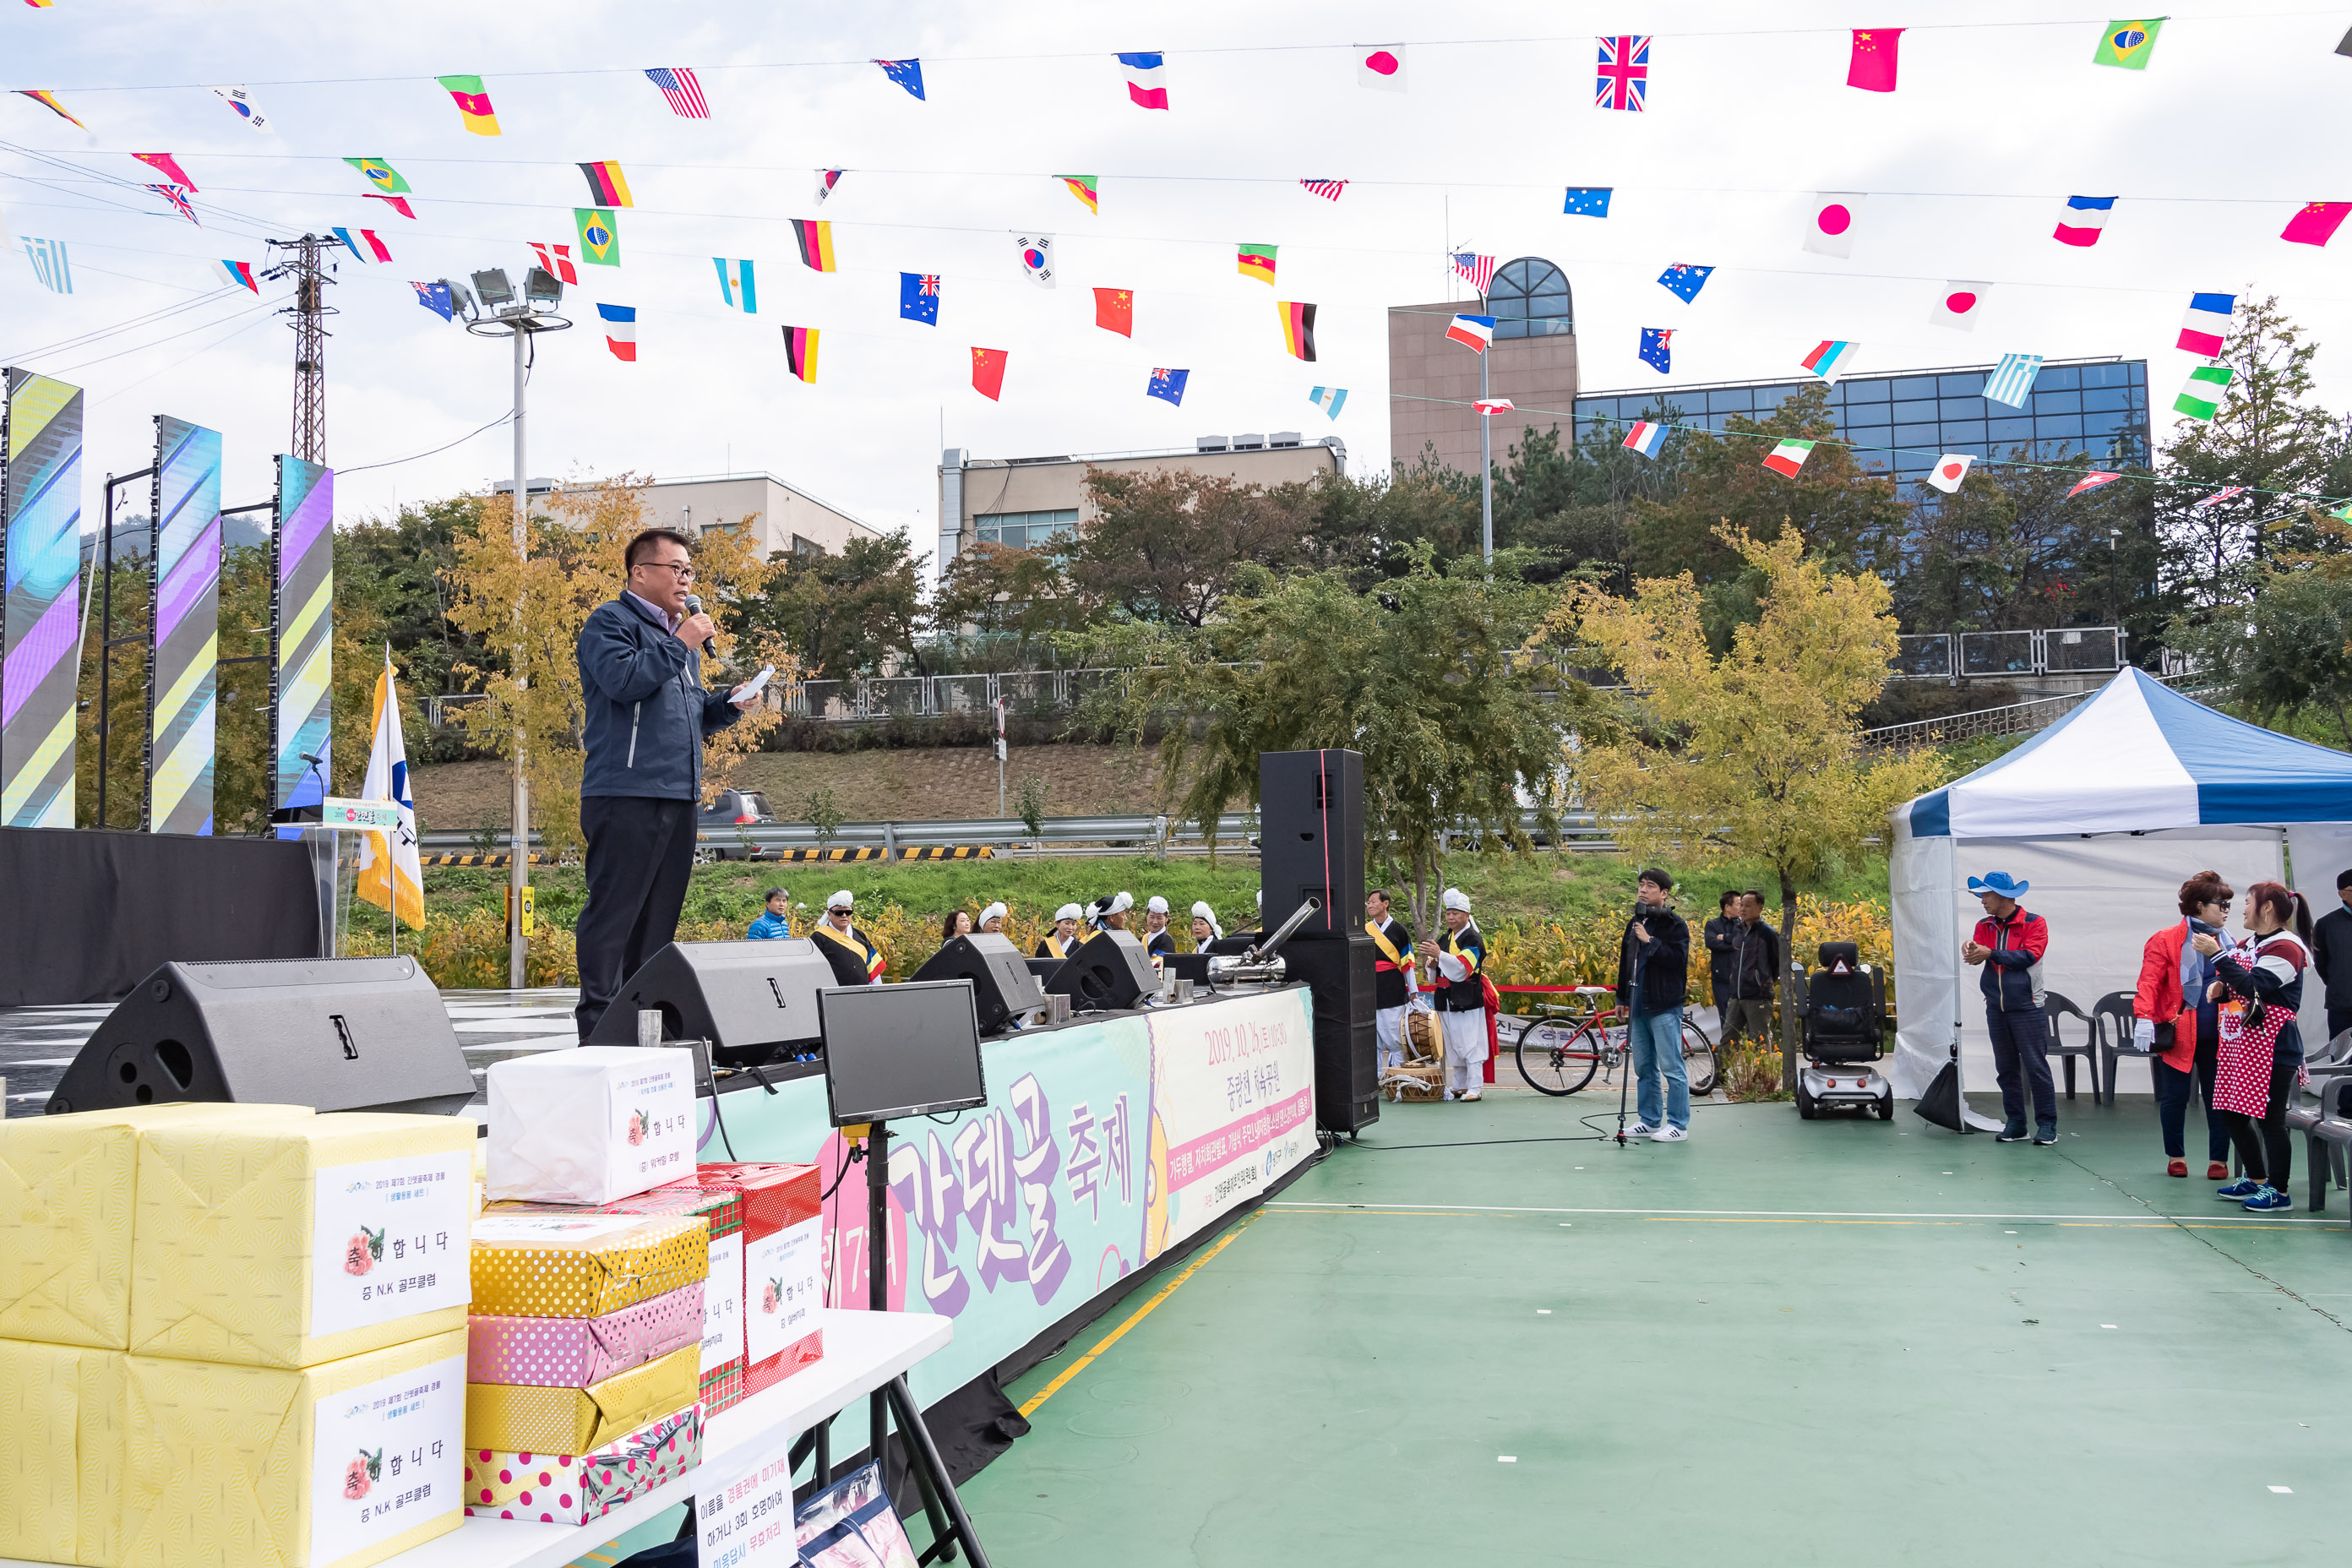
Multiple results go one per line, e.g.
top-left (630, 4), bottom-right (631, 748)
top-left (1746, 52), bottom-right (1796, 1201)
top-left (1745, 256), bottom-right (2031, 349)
top-left (574, 796), bottom-right (699, 1038)
top-left (1987, 1004), bottom-right (2057, 1132)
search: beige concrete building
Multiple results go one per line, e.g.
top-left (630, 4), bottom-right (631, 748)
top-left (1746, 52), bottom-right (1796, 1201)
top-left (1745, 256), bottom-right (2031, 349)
top-left (1389, 257), bottom-right (1579, 478)
top-left (639, 473), bottom-right (883, 558)
top-left (935, 435), bottom-right (1346, 572)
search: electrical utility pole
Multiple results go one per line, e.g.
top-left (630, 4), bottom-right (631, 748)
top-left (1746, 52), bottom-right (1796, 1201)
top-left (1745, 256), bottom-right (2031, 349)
top-left (270, 236), bottom-right (335, 464)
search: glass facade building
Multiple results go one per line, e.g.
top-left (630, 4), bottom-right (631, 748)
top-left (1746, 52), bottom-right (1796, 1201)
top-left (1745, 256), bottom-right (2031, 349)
top-left (1573, 357), bottom-right (2150, 487)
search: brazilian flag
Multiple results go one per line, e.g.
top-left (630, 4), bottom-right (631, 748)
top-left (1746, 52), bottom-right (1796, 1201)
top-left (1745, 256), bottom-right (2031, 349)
top-left (2091, 18), bottom-right (2164, 68)
top-left (342, 156), bottom-right (410, 194)
top-left (574, 207), bottom-right (620, 267)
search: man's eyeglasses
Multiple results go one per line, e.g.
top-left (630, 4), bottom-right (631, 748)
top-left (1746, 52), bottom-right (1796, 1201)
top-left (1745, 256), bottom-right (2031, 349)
top-left (637, 560), bottom-right (696, 580)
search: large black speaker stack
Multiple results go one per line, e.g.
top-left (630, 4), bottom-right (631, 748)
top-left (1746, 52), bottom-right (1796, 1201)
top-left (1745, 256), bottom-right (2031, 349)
top-left (46, 956), bottom-right (477, 1117)
top-left (911, 933), bottom-right (1048, 1035)
top-left (1260, 749), bottom-right (1377, 1135)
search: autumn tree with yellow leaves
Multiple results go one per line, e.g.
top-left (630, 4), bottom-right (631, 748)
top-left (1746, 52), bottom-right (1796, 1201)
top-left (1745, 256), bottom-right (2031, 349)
top-left (1565, 526), bottom-right (1943, 1086)
top-left (441, 475), bottom-right (792, 854)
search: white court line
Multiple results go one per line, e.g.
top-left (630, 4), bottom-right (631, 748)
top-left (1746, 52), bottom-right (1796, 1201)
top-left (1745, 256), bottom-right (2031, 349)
top-left (1269, 1200), bottom-right (2348, 1227)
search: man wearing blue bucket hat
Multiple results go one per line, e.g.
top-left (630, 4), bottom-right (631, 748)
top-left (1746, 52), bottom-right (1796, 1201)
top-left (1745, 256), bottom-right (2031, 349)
top-left (1963, 870), bottom-right (2056, 1144)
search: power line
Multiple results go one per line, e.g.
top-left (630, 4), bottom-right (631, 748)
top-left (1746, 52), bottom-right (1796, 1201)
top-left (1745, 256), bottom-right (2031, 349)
top-left (338, 409), bottom-right (514, 475)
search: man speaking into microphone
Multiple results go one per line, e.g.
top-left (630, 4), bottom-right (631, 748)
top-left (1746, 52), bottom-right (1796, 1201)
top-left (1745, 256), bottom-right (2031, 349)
top-left (572, 527), bottom-right (760, 1039)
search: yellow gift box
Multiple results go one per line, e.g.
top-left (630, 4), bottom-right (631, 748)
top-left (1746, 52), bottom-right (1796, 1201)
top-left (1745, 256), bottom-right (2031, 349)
top-left (465, 1342), bottom-right (701, 1455)
top-left (469, 1211), bottom-right (709, 1319)
top-left (132, 1111), bottom-right (477, 1369)
top-left (122, 1327), bottom-right (468, 1568)
top-left (0, 1338), bottom-right (125, 1566)
top-left (0, 1102), bottom-right (313, 1350)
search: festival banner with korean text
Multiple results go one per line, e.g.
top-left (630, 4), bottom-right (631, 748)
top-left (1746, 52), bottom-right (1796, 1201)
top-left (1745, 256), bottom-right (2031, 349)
top-left (703, 985), bottom-right (1316, 1405)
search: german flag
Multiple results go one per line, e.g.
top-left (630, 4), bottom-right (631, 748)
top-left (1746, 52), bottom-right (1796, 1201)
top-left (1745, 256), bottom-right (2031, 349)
top-left (782, 325), bottom-right (819, 383)
top-left (792, 218), bottom-right (836, 272)
top-left (577, 160), bottom-right (633, 207)
top-left (1237, 242), bottom-right (1277, 286)
top-left (1278, 301), bottom-right (1317, 362)
top-left (14, 90), bottom-right (84, 129)
top-left (436, 74), bottom-right (501, 136)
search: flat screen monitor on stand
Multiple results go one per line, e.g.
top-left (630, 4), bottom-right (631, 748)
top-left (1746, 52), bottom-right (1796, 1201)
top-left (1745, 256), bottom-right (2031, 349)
top-left (816, 980), bottom-right (994, 1566)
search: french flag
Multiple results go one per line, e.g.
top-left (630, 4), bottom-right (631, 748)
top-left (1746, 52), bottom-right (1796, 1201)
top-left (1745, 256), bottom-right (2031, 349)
top-left (2053, 195), bottom-right (2115, 248)
top-left (597, 302), bottom-right (637, 362)
top-left (1623, 420), bottom-right (1667, 459)
top-left (1118, 52), bottom-right (1170, 109)
top-left (1445, 313), bottom-right (1495, 352)
top-left (2178, 291), bottom-right (2235, 358)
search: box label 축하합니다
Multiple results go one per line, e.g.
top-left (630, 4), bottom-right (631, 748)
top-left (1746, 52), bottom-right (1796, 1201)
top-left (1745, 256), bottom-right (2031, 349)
top-left (743, 1217), bottom-right (821, 1375)
top-left (308, 1149), bottom-right (474, 1339)
top-left (308, 1353), bottom-right (466, 1568)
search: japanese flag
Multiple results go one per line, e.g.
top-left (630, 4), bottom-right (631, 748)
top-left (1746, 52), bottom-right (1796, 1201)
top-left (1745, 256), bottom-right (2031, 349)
top-left (1357, 46), bottom-right (1407, 90)
top-left (1929, 280), bottom-right (1989, 331)
top-left (1925, 454), bottom-right (1974, 493)
top-left (1803, 193), bottom-right (1865, 258)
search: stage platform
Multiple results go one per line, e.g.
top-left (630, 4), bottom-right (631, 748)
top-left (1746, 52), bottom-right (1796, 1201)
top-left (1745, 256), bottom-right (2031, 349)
top-left (0, 987), bottom-right (580, 1114)
top-left (956, 1092), bottom-right (2350, 1566)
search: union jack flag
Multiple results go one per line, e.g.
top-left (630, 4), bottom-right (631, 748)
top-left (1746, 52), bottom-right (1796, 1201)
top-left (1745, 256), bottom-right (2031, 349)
top-left (146, 182), bottom-right (199, 225)
top-left (918, 274), bottom-right (939, 295)
top-left (644, 67), bottom-right (709, 119)
top-left (1596, 35), bottom-right (1650, 112)
top-left (1451, 253), bottom-right (1496, 293)
top-left (2191, 487), bottom-right (2247, 509)
top-left (1299, 179), bottom-right (1348, 201)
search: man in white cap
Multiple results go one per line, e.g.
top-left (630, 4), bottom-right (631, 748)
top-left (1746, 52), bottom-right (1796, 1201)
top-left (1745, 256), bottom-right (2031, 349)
top-left (977, 901), bottom-right (1009, 936)
top-left (811, 890), bottom-right (885, 987)
top-left (1365, 888), bottom-right (1418, 1070)
top-left (1140, 896), bottom-right (1176, 959)
top-left (1037, 904), bottom-right (1083, 961)
top-left (1417, 888), bottom-right (1489, 1101)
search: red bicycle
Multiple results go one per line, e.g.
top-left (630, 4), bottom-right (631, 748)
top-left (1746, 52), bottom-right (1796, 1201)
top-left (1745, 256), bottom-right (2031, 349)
top-left (1509, 984), bottom-right (1719, 1097)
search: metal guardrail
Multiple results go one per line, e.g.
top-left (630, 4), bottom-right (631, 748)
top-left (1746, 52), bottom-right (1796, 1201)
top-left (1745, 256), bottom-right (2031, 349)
top-left (1862, 670), bottom-right (2211, 753)
top-left (418, 809), bottom-right (1620, 858)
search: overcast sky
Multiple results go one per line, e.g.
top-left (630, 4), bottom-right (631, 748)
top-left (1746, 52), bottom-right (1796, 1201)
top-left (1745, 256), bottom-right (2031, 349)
top-left (5, 1), bottom-right (2348, 578)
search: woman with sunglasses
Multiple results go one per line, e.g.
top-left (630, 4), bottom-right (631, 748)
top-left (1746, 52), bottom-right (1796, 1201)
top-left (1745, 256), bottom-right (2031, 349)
top-left (2203, 881), bottom-right (2316, 1215)
top-left (2132, 871), bottom-right (2237, 1179)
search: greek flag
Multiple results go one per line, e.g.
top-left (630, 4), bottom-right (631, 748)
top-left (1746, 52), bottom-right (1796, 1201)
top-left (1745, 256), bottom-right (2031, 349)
top-left (1981, 352), bottom-right (2044, 409)
top-left (23, 236), bottom-right (70, 294)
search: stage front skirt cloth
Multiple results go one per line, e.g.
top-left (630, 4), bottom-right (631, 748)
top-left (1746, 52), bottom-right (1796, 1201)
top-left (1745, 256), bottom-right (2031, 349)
top-left (705, 985), bottom-right (1317, 1406)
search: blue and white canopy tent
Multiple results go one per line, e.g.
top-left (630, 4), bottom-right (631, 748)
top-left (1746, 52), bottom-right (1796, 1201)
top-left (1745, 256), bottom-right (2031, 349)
top-left (1890, 668), bottom-right (2352, 1099)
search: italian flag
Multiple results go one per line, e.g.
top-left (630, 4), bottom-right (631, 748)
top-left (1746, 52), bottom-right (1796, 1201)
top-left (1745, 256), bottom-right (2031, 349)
top-left (1762, 438), bottom-right (1816, 476)
top-left (2174, 364), bottom-right (2233, 423)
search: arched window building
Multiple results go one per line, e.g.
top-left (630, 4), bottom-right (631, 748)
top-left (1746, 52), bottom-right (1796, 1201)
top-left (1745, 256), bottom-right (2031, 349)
top-left (1387, 256), bottom-right (1581, 478)
top-left (1488, 258), bottom-right (1573, 340)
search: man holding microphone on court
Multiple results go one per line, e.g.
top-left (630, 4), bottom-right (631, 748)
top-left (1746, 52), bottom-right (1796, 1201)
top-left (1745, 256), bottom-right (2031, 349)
top-left (572, 527), bottom-right (762, 1039)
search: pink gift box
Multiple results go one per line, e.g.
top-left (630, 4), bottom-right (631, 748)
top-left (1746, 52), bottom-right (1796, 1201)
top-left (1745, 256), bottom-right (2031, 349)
top-left (468, 1279), bottom-right (704, 1388)
top-left (463, 1402), bottom-right (704, 1525)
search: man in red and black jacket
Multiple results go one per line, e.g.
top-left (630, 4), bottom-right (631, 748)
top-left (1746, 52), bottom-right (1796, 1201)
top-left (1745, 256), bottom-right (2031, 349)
top-left (1962, 869), bottom-right (2055, 1145)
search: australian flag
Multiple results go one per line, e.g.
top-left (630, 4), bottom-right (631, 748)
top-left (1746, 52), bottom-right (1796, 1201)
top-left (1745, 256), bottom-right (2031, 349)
top-left (876, 58), bottom-right (925, 100)
top-left (1563, 186), bottom-right (1613, 217)
top-left (1657, 263), bottom-right (1713, 303)
top-left (1147, 368), bottom-right (1188, 406)
top-left (411, 280), bottom-right (453, 321)
top-left (900, 271), bottom-right (940, 325)
top-left (1639, 328), bottom-right (1672, 375)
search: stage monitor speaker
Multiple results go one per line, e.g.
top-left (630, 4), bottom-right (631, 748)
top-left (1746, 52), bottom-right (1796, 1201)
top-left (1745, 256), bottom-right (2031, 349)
top-left (45, 956), bottom-right (476, 1117)
top-left (1025, 957), bottom-right (1064, 983)
top-left (910, 934), bottom-right (1047, 1036)
top-left (1044, 930), bottom-right (1157, 1013)
top-left (1277, 936), bottom-right (1380, 1135)
top-left (585, 939), bottom-right (836, 1066)
top-left (1260, 749), bottom-right (1365, 942)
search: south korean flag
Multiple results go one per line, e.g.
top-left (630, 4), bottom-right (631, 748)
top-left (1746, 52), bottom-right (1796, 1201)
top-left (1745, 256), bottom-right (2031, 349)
top-left (1013, 232), bottom-right (1056, 288)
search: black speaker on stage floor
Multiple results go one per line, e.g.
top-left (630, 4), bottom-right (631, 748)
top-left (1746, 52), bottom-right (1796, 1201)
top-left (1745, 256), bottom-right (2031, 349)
top-left (585, 939), bottom-right (836, 1065)
top-left (45, 956), bottom-right (476, 1117)
top-left (1044, 930), bottom-right (1157, 1012)
top-left (910, 933), bottom-right (1047, 1036)
top-left (1260, 749), bottom-right (1365, 942)
top-left (1277, 935), bottom-right (1380, 1135)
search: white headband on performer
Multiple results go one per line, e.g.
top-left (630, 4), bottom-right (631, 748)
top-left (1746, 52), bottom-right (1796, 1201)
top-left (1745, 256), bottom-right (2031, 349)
top-left (979, 901), bottom-right (1007, 927)
top-left (827, 890), bottom-right (854, 910)
top-left (1442, 887), bottom-right (1471, 912)
top-left (1191, 901), bottom-right (1224, 940)
top-left (1146, 896), bottom-right (1169, 915)
top-left (1054, 903), bottom-right (1083, 923)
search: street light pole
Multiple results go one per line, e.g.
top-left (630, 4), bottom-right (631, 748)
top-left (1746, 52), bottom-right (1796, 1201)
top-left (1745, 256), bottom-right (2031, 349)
top-left (1479, 348), bottom-right (1493, 564)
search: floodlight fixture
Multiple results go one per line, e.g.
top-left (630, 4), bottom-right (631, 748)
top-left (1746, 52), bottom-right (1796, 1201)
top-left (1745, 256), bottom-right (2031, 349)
top-left (471, 268), bottom-right (514, 309)
top-left (523, 267), bottom-right (563, 310)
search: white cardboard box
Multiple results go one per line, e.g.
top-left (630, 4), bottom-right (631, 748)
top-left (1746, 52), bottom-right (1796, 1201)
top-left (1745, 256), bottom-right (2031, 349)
top-left (486, 1048), bottom-right (696, 1206)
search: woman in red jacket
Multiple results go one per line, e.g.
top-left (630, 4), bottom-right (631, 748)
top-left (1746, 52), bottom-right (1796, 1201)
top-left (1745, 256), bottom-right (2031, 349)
top-left (2133, 871), bottom-right (2235, 1179)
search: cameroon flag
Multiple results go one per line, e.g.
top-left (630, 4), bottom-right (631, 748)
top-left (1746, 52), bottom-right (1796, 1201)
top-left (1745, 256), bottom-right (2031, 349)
top-left (435, 75), bottom-right (501, 135)
top-left (1238, 242), bottom-right (1277, 286)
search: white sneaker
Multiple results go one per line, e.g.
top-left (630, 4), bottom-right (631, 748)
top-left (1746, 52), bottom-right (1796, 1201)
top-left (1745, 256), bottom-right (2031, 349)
top-left (1652, 1125), bottom-right (1689, 1142)
top-left (1625, 1121), bottom-right (1656, 1138)
top-left (1461, 1090), bottom-right (1483, 1102)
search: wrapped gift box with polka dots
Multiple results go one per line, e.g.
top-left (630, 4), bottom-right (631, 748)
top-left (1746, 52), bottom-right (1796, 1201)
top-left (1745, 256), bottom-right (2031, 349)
top-left (467, 1211), bottom-right (708, 1320)
top-left (466, 1278), bottom-right (704, 1388)
top-left (461, 1401), bottom-right (702, 1525)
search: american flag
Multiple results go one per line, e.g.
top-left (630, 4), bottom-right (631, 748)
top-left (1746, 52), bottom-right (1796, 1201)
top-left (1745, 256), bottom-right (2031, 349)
top-left (1596, 35), bottom-right (1650, 112)
top-left (1300, 179), bottom-right (1348, 201)
top-left (644, 67), bottom-right (709, 118)
top-left (1451, 252), bottom-right (1496, 293)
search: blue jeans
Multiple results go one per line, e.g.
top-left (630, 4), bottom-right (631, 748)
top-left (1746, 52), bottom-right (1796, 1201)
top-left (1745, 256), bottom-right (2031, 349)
top-left (1986, 1005), bottom-right (2055, 1133)
top-left (1630, 1008), bottom-right (1690, 1130)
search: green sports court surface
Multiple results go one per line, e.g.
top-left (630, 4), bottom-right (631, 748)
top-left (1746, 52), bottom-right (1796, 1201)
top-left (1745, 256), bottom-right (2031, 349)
top-left (958, 1092), bottom-right (2349, 1565)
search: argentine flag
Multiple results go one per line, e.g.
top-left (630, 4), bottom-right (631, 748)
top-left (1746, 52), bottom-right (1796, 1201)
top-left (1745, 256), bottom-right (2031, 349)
top-left (355, 649), bottom-right (425, 931)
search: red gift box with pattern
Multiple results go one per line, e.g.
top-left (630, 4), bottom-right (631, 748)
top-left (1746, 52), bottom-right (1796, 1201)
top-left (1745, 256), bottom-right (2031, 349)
top-left (660, 1162), bottom-right (823, 1396)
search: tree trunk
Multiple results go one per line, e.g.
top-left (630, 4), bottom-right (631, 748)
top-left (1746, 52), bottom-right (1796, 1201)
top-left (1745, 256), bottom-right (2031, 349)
top-left (1410, 852), bottom-right (1432, 939)
top-left (1778, 867), bottom-right (1801, 1092)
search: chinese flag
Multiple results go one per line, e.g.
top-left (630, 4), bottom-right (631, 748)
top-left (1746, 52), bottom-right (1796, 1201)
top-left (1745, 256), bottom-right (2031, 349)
top-left (971, 346), bottom-right (1008, 400)
top-left (1093, 286), bottom-right (1134, 337)
top-left (2282, 201), bottom-right (2352, 248)
top-left (1847, 28), bottom-right (1902, 91)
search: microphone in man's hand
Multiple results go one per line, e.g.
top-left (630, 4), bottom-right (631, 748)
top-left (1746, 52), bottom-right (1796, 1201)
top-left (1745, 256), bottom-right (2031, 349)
top-left (681, 593), bottom-right (720, 657)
